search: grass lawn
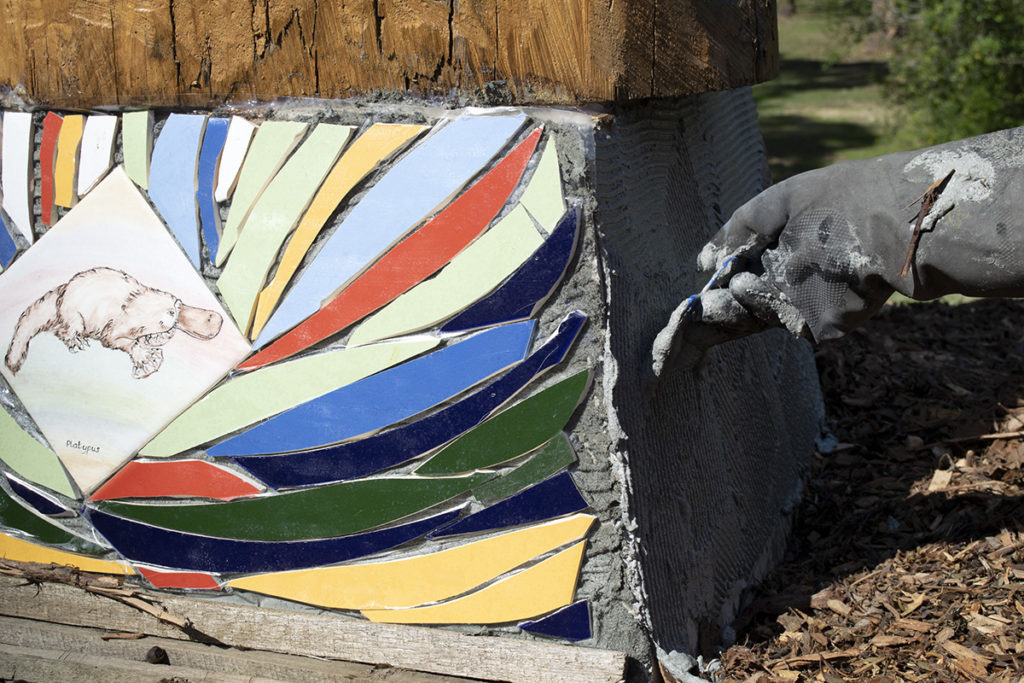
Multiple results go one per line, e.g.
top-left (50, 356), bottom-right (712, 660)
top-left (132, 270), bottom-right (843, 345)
top-left (754, 9), bottom-right (931, 181)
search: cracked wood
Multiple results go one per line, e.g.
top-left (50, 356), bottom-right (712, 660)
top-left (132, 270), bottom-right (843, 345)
top-left (0, 0), bottom-right (777, 107)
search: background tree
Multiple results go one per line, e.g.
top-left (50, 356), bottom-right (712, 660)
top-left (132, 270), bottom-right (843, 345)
top-left (821, 0), bottom-right (1024, 142)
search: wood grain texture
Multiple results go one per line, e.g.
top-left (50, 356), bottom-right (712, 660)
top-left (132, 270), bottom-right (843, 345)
top-left (0, 0), bottom-right (778, 107)
top-left (0, 574), bottom-right (627, 682)
top-left (0, 615), bottom-right (474, 682)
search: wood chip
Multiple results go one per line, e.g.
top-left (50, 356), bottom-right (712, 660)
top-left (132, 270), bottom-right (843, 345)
top-left (941, 640), bottom-right (991, 662)
top-left (927, 469), bottom-right (953, 492)
top-left (870, 635), bottom-right (914, 648)
top-left (827, 599), bottom-right (852, 617)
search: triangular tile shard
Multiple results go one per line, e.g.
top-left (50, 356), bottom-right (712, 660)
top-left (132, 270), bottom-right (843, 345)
top-left (519, 600), bottom-right (592, 641)
top-left (5, 475), bottom-right (69, 516)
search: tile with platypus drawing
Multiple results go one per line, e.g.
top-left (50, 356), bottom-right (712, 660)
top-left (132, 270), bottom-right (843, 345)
top-left (0, 108), bottom-right (594, 637)
top-left (0, 167), bottom-right (250, 495)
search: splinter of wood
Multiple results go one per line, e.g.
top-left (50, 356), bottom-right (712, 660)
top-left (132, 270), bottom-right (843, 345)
top-left (900, 169), bottom-right (955, 277)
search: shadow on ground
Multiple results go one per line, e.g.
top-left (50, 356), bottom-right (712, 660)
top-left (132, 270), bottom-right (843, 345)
top-left (730, 298), bottom-right (1024, 643)
top-left (756, 59), bottom-right (889, 178)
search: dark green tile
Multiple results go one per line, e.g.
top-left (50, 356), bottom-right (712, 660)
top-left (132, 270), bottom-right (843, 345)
top-left (415, 370), bottom-right (589, 476)
top-left (473, 433), bottom-right (577, 503)
top-left (0, 486), bottom-right (105, 554)
top-left (92, 474), bottom-right (489, 541)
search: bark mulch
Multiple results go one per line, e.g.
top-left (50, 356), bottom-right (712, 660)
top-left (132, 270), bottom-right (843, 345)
top-left (717, 298), bottom-right (1024, 682)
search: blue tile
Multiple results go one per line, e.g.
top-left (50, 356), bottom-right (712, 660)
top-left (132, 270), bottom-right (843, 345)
top-left (196, 117), bottom-right (230, 261)
top-left (83, 506), bottom-right (461, 573)
top-left (232, 311), bottom-right (587, 488)
top-left (519, 600), bottom-right (591, 641)
top-left (6, 475), bottom-right (68, 516)
top-left (0, 212), bottom-right (17, 267)
top-left (441, 209), bottom-right (579, 333)
top-left (428, 472), bottom-right (587, 538)
top-left (149, 114), bottom-right (207, 268)
top-left (208, 321), bottom-right (534, 457)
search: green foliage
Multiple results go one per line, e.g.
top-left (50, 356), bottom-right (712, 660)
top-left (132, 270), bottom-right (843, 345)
top-left (819, 0), bottom-right (1024, 142)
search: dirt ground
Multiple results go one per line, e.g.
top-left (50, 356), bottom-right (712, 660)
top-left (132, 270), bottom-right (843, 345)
top-left (717, 298), bottom-right (1024, 682)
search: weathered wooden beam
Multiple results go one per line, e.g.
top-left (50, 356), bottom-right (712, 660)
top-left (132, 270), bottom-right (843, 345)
top-left (0, 615), bottom-right (469, 682)
top-left (0, 0), bottom-right (778, 108)
top-left (0, 574), bottom-right (628, 682)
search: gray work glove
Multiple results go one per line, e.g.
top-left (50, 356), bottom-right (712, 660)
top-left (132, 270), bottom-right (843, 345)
top-left (653, 127), bottom-right (1024, 375)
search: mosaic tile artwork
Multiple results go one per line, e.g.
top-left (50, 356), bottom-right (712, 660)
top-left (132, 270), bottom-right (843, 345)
top-left (0, 108), bottom-right (594, 639)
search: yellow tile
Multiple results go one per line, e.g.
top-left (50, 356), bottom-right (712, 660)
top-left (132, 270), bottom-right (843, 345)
top-left (229, 513), bottom-right (594, 610)
top-left (54, 115), bottom-right (84, 208)
top-left (250, 124), bottom-right (425, 338)
top-left (0, 531), bottom-right (133, 575)
top-left (361, 540), bottom-right (587, 624)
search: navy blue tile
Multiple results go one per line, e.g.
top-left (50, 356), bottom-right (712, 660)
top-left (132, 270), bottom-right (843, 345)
top-left (84, 506), bottom-right (461, 574)
top-left (6, 475), bottom-right (68, 516)
top-left (441, 209), bottom-right (578, 333)
top-left (209, 321), bottom-right (533, 457)
top-left (232, 310), bottom-right (587, 488)
top-left (519, 600), bottom-right (591, 641)
top-left (428, 471), bottom-right (587, 538)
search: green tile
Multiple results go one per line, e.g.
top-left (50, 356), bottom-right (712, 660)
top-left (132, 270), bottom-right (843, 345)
top-left (416, 370), bottom-right (589, 476)
top-left (473, 433), bottom-right (577, 503)
top-left (0, 486), bottom-right (105, 554)
top-left (93, 473), bottom-right (489, 542)
top-left (0, 409), bottom-right (75, 497)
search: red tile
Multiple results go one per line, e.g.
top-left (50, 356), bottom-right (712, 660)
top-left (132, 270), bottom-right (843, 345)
top-left (39, 112), bottom-right (63, 226)
top-left (137, 566), bottom-right (221, 590)
top-left (89, 460), bottom-right (261, 501)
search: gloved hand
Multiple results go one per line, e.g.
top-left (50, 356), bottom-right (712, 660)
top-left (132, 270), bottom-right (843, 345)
top-left (653, 127), bottom-right (1024, 375)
